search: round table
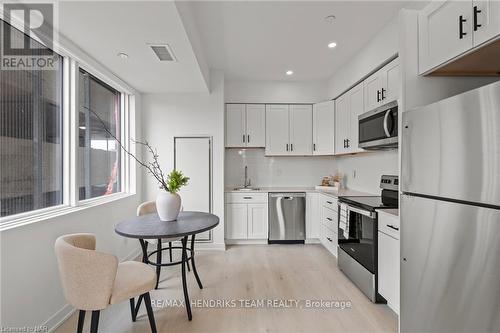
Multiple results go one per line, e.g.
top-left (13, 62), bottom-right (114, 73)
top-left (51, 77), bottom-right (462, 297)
top-left (115, 211), bottom-right (219, 321)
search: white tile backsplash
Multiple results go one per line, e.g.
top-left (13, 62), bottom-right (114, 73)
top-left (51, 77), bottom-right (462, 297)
top-left (225, 149), bottom-right (335, 187)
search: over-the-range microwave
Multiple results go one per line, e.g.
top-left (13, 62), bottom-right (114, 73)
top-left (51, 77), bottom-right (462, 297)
top-left (358, 100), bottom-right (398, 150)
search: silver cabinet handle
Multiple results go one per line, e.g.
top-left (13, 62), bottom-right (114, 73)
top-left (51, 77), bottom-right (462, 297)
top-left (290, 143), bottom-right (293, 151)
top-left (243, 197), bottom-right (252, 199)
top-left (326, 237), bottom-right (333, 242)
top-left (326, 201), bottom-right (333, 204)
top-left (383, 110), bottom-right (391, 137)
top-left (243, 134), bottom-right (246, 143)
top-left (326, 217), bottom-right (333, 221)
top-left (247, 134), bottom-right (250, 143)
top-left (387, 224), bottom-right (399, 231)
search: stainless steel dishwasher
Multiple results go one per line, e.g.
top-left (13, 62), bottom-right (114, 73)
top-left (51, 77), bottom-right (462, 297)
top-left (268, 193), bottom-right (306, 244)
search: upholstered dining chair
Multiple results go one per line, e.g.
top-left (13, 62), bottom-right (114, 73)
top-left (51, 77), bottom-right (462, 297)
top-left (137, 201), bottom-right (189, 288)
top-left (55, 233), bottom-right (157, 333)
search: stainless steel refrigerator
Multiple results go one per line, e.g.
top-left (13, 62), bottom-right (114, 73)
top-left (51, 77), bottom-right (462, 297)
top-left (401, 80), bottom-right (500, 332)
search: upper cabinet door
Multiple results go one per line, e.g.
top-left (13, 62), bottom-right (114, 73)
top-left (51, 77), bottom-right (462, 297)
top-left (364, 73), bottom-right (383, 112)
top-left (335, 94), bottom-right (349, 155)
top-left (472, 0), bottom-right (500, 46)
top-left (348, 83), bottom-right (365, 154)
top-left (418, 1), bottom-right (473, 74)
top-left (225, 104), bottom-right (245, 147)
top-left (245, 104), bottom-right (265, 147)
top-left (265, 104), bottom-right (290, 156)
top-left (381, 58), bottom-right (401, 105)
top-left (313, 101), bottom-right (335, 155)
top-left (289, 105), bottom-right (313, 156)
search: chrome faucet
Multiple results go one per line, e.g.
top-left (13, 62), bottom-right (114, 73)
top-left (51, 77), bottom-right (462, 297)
top-left (244, 165), bottom-right (251, 188)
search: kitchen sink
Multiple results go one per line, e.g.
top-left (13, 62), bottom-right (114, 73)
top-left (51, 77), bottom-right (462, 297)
top-left (233, 187), bottom-right (260, 191)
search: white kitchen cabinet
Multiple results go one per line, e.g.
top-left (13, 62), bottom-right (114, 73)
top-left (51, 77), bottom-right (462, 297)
top-left (225, 193), bottom-right (268, 240)
top-left (247, 204), bottom-right (268, 239)
top-left (225, 203), bottom-right (248, 239)
top-left (225, 104), bottom-right (245, 147)
top-left (335, 81), bottom-right (365, 154)
top-left (418, 0), bottom-right (500, 74)
top-left (289, 105), bottom-right (313, 155)
top-left (348, 83), bottom-right (365, 154)
top-left (320, 223), bottom-right (338, 257)
top-left (265, 104), bottom-right (289, 155)
top-left (363, 58), bottom-right (400, 113)
top-left (378, 211), bottom-right (400, 315)
top-left (319, 193), bottom-right (338, 257)
top-left (312, 101), bottom-right (335, 155)
top-left (265, 104), bottom-right (312, 156)
top-left (306, 192), bottom-right (320, 240)
top-left (245, 104), bottom-right (266, 147)
top-left (334, 94), bottom-right (350, 155)
top-left (473, 0), bottom-right (500, 47)
top-left (225, 104), bottom-right (265, 148)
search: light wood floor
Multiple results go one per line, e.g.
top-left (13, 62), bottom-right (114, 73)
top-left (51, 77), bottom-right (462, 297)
top-left (56, 245), bottom-right (397, 333)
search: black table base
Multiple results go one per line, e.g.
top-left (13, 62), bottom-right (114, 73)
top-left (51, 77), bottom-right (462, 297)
top-left (136, 234), bottom-right (202, 321)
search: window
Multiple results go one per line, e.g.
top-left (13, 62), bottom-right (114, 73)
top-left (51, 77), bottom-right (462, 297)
top-left (0, 21), bottom-right (64, 217)
top-left (78, 69), bottom-right (121, 200)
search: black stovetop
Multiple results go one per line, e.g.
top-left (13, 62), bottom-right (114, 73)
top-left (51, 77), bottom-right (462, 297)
top-left (338, 196), bottom-right (398, 212)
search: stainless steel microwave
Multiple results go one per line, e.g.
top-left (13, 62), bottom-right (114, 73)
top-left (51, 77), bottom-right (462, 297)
top-left (358, 101), bottom-right (398, 150)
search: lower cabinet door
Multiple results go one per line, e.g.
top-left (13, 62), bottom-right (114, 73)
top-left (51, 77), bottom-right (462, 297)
top-left (247, 203), bottom-right (269, 239)
top-left (378, 231), bottom-right (400, 314)
top-left (225, 203), bottom-right (248, 239)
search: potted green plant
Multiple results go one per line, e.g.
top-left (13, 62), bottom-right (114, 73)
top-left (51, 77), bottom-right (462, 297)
top-left (156, 170), bottom-right (189, 221)
top-left (87, 106), bottom-right (189, 221)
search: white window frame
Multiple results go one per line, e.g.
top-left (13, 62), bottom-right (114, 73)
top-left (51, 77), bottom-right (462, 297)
top-left (0, 25), bottom-right (137, 230)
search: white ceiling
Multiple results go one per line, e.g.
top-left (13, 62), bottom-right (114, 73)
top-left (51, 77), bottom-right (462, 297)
top-left (186, 1), bottom-right (427, 81)
top-left (58, 1), bottom-right (209, 93)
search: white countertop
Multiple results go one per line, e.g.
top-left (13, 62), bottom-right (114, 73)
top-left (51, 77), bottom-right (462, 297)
top-left (225, 186), bottom-right (374, 198)
top-left (377, 208), bottom-right (399, 217)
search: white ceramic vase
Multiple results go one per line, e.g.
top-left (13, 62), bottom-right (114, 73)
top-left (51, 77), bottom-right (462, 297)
top-left (156, 191), bottom-right (181, 221)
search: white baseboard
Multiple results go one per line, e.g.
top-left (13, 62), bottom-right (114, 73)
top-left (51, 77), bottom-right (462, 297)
top-left (225, 239), bottom-right (268, 245)
top-left (46, 245), bottom-right (142, 332)
top-left (305, 238), bottom-right (321, 244)
top-left (195, 243), bottom-right (226, 251)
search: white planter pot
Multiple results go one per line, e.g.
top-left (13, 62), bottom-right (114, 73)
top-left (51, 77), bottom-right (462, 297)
top-left (156, 192), bottom-right (181, 221)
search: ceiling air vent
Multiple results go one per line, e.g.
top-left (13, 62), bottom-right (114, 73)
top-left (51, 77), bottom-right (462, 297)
top-left (149, 44), bottom-right (177, 62)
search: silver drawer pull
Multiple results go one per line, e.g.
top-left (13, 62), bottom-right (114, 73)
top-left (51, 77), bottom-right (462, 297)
top-left (326, 217), bottom-right (333, 221)
top-left (326, 201), bottom-right (333, 204)
top-left (243, 197), bottom-right (252, 199)
top-left (387, 224), bottom-right (399, 231)
top-left (326, 237), bottom-right (332, 242)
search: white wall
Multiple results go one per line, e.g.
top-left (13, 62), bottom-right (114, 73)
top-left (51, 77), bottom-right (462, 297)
top-left (225, 80), bottom-right (328, 104)
top-left (0, 94), bottom-right (143, 331)
top-left (327, 16), bottom-right (399, 100)
top-left (225, 149), bottom-right (334, 188)
top-left (334, 151), bottom-right (399, 194)
top-left (141, 70), bottom-right (225, 249)
top-left (324, 16), bottom-right (400, 193)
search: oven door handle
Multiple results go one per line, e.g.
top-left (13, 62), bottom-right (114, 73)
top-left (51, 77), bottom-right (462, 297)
top-left (383, 109), bottom-right (391, 138)
top-left (347, 205), bottom-right (376, 218)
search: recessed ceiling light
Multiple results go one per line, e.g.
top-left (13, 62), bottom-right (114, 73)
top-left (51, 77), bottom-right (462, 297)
top-left (286, 70), bottom-right (294, 76)
top-left (328, 42), bottom-right (337, 49)
top-left (117, 52), bottom-right (129, 59)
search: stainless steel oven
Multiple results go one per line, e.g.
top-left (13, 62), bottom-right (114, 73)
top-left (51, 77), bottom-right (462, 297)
top-left (358, 101), bottom-right (398, 149)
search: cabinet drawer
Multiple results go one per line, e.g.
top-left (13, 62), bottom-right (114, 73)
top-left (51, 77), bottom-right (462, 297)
top-left (225, 192), bottom-right (268, 204)
top-left (320, 194), bottom-right (338, 210)
top-left (322, 206), bottom-right (338, 230)
top-left (378, 212), bottom-right (400, 239)
top-left (321, 223), bottom-right (338, 257)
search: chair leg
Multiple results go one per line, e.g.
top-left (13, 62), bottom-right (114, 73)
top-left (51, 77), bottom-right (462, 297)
top-left (129, 298), bottom-right (136, 322)
top-left (155, 240), bottom-right (162, 289)
top-left (169, 241), bottom-right (173, 262)
top-left (143, 292), bottom-right (157, 333)
top-left (77, 310), bottom-right (85, 333)
top-left (90, 310), bottom-right (100, 333)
